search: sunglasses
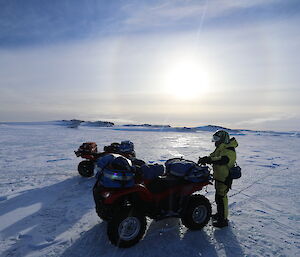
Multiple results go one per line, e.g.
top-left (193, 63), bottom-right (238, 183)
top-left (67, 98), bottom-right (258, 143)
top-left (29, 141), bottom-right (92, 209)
top-left (212, 135), bottom-right (221, 142)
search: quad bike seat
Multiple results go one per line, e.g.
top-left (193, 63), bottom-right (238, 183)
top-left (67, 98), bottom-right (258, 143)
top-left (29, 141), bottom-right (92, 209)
top-left (146, 175), bottom-right (188, 194)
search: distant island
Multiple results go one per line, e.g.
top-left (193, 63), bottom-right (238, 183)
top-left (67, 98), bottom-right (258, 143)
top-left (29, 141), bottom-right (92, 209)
top-left (123, 124), bottom-right (171, 128)
top-left (1, 120), bottom-right (299, 136)
top-left (58, 119), bottom-right (114, 128)
top-left (22, 119), bottom-right (239, 132)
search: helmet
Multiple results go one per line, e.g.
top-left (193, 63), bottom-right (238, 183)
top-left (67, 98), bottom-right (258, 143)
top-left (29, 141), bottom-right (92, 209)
top-left (212, 130), bottom-right (230, 145)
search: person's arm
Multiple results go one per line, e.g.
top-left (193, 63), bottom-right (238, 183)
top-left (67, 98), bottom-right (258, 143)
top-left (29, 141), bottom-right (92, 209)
top-left (198, 155), bottom-right (229, 165)
top-left (210, 155), bottom-right (229, 165)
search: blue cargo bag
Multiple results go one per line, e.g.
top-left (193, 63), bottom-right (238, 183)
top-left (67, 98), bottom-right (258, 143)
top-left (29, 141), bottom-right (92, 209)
top-left (100, 169), bottom-right (135, 188)
top-left (185, 165), bottom-right (210, 182)
top-left (165, 158), bottom-right (210, 182)
top-left (119, 141), bottom-right (135, 154)
top-left (95, 153), bottom-right (119, 179)
top-left (97, 155), bottom-right (135, 188)
top-left (141, 164), bottom-right (165, 180)
top-left (96, 154), bottom-right (118, 169)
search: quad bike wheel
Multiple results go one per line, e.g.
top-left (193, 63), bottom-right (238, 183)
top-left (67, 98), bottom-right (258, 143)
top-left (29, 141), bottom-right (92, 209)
top-left (181, 194), bottom-right (211, 230)
top-left (78, 160), bottom-right (94, 177)
top-left (107, 208), bottom-right (146, 248)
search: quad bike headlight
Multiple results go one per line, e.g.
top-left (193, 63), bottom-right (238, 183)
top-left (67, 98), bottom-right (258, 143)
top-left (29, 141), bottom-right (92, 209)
top-left (101, 192), bottom-right (111, 198)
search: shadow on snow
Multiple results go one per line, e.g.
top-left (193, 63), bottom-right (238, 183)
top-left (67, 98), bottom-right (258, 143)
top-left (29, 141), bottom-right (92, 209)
top-left (0, 176), bottom-right (95, 257)
top-left (61, 217), bottom-right (244, 257)
top-left (1, 176), bottom-right (244, 257)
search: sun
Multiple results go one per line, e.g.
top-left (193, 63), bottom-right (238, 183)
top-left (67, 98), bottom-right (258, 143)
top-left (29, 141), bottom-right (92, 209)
top-left (162, 56), bottom-right (210, 100)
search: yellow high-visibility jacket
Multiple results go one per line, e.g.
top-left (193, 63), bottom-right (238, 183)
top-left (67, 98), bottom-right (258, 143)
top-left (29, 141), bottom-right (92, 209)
top-left (210, 138), bottom-right (238, 182)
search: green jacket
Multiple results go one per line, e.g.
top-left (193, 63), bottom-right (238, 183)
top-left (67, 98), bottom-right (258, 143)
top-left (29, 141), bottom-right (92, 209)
top-left (210, 137), bottom-right (238, 182)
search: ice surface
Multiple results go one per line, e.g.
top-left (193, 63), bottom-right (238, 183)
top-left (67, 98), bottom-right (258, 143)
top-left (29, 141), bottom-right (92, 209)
top-left (0, 124), bottom-right (299, 257)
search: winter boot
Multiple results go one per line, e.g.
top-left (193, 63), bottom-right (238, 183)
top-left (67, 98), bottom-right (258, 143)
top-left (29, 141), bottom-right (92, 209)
top-left (213, 218), bottom-right (228, 228)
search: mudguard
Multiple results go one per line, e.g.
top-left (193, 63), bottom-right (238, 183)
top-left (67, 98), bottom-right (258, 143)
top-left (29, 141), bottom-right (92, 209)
top-left (102, 184), bottom-right (153, 204)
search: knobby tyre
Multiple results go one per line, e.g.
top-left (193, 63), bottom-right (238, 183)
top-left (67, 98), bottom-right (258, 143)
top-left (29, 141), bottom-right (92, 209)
top-left (107, 208), bottom-right (147, 248)
top-left (78, 160), bottom-right (94, 177)
top-left (181, 194), bottom-right (212, 230)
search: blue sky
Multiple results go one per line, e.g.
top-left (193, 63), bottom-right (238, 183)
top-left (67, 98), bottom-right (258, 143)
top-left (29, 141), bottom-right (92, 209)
top-left (0, 0), bottom-right (300, 130)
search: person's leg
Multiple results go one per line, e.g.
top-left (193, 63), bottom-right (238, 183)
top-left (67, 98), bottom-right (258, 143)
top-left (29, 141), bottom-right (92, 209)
top-left (214, 181), bottom-right (229, 227)
top-left (215, 192), bottom-right (225, 219)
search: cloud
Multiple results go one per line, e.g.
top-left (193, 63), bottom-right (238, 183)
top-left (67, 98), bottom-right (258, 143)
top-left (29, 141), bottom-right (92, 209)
top-left (0, 0), bottom-right (300, 130)
top-left (1, 0), bottom-right (298, 47)
top-left (120, 0), bottom-right (291, 31)
top-left (241, 115), bottom-right (294, 125)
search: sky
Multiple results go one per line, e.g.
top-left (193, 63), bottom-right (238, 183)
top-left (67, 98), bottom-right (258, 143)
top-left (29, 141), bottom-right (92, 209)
top-left (0, 0), bottom-right (300, 131)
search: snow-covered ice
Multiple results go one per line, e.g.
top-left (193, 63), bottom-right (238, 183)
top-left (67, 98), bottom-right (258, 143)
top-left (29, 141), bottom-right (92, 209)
top-left (0, 123), bottom-right (299, 257)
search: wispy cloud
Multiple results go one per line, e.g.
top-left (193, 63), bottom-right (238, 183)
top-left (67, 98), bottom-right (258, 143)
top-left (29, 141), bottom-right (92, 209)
top-left (120, 0), bottom-right (292, 31)
top-left (0, 0), bottom-right (300, 130)
top-left (1, 0), bottom-right (298, 47)
top-left (240, 114), bottom-right (296, 125)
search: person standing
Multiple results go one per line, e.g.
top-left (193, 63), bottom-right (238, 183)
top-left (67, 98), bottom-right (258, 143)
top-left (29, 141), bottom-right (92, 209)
top-left (198, 130), bottom-right (238, 228)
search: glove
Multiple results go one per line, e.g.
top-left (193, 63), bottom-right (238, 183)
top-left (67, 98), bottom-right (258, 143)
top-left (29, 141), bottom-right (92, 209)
top-left (198, 156), bottom-right (212, 165)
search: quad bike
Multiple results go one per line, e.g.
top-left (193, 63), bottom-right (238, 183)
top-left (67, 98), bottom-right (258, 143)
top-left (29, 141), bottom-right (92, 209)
top-left (93, 170), bottom-right (212, 248)
top-left (75, 142), bottom-right (139, 177)
top-left (74, 142), bottom-right (104, 177)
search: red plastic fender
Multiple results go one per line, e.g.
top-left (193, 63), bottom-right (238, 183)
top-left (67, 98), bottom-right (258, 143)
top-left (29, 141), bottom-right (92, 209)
top-left (102, 184), bottom-right (153, 204)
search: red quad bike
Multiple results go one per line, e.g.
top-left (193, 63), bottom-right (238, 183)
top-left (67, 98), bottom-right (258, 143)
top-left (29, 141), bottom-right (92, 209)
top-left (75, 142), bottom-right (139, 177)
top-left (75, 142), bottom-right (103, 177)
top-left (93, 170), bottom-right (212, 248)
